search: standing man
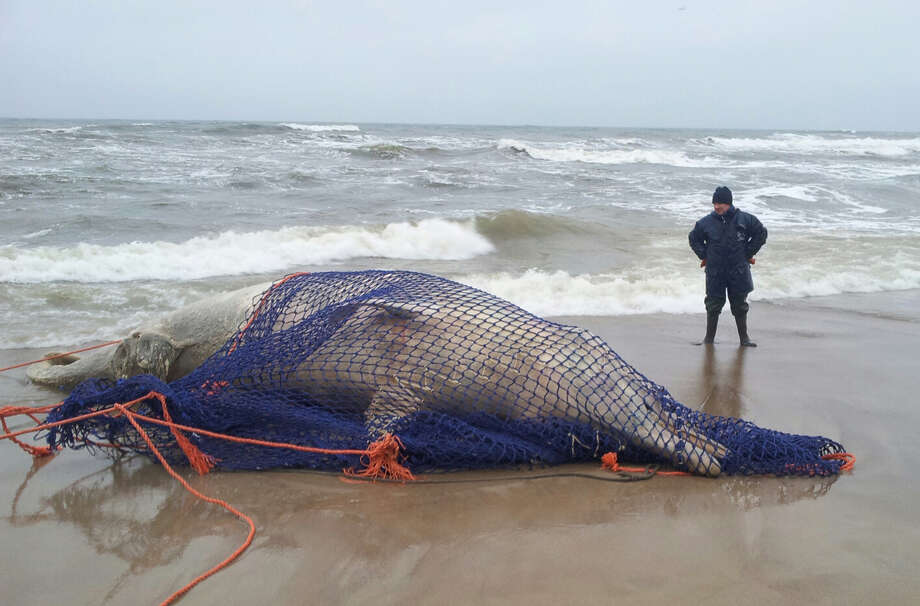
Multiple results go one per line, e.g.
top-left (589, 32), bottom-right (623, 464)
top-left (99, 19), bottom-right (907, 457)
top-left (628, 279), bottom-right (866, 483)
top-left (689, 186), bottom-right (767, 346)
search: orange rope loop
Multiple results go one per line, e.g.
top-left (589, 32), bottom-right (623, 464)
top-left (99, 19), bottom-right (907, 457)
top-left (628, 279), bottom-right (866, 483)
top-left (0, 404), bottom-right (63, 458)
top-left (822, 452), bottom-right (856, 472)
top-left (0, 416), bottom-right (55, 457)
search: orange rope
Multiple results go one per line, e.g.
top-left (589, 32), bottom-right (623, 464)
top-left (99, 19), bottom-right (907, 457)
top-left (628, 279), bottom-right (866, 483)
top-left (0, 404), bottom-right (64, 457)
top-left (227, 272), bottom-right (311, 354)
top-left (0, 403), bottom-right (62, 416)
top-left (1, 393), bottom-right (854, 604)
top-left (600, 452), bottom-right (691, 476)
top-left (822, 452), bottom-right (856, 472)
top-left (343, 434), bottom-right (415, 482)
top-left (0, 340), bottom-right (122, 373)
top-left (157, 394), bottom-right (217, 475)
top-left (0, 414), bottom-right (55, 457)
top-left (0, 392), bottom-right (413, 477)
top-left (0, 391), bottom-right (413, 605)
top-left (121, 407), bottom-right (415, 481)
top-left (0, 403), bottom-right (124, 441)
top-left (114, 402), bottom-right (255, 606)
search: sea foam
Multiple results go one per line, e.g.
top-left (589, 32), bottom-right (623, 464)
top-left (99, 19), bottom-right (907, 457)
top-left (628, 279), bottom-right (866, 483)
top-left (462, 269), bottom-right (701, 316)
top-left (26, 126), bottom-right (84, 134)
top-left (0, 219), bottom-right (494, 283)
top-left (498, 139), bottom-right (718, 167)
top-left (703, 133), bottom-right (920, 157)
top-left (280, 123), bottom-right (361, 132)
top-left (4, 257), bottom-right (919, 349)
top-left (461, 258), bottom-right (920, 318)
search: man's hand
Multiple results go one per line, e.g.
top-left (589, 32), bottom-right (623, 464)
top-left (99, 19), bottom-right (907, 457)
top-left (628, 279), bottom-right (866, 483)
top-left (748, 258), bottom-right (755, 265)
top-left (700, 259), bottom-right (706, 268)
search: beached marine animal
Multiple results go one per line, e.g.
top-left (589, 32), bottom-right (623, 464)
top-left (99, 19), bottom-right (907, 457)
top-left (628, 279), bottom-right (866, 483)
top-left (29, 271), bottom-right (727, 476)
top-left (27, 282), bottom-right (272, 390)
top-left (274, 276), bottom-right (725, 476)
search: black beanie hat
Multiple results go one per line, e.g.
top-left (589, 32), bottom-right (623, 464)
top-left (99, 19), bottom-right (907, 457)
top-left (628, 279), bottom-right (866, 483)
top-left (712, 186), bottom-right (733, 205)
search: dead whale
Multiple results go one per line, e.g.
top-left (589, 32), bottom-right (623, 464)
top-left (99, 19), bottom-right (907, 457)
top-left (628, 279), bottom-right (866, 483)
top-left (275, 289), bottom-right (726, 476)
top-left (30, 270), bottom-right (728, 475)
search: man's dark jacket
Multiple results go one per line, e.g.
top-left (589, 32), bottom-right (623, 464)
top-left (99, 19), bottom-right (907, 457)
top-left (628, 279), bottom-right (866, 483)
top-left (689, 206), bottom-right (767, 297)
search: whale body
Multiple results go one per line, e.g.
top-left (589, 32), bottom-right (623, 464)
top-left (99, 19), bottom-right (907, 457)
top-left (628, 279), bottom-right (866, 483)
top-left (30, 271), bottom-right (727, 475)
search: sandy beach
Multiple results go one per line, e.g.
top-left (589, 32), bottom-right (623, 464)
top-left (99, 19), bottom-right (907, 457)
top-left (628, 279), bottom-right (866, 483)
top-left (1, 290), bottom-right (918, 605)
top-left (4, 2), bottom-right (919, 604)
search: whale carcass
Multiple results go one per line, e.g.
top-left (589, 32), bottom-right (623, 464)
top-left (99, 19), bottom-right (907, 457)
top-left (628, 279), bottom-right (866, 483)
top-left (31, 270), bottom-right (728, 476)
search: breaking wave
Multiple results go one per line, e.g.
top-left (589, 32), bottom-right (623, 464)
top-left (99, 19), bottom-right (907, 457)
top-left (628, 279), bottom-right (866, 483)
top-left (498, 139), bottom-right (718, 167)
top-left (280, 123), bottom-right (361, 132)
top-left (0, 219), bottom-right (494, 283)
top-left (700, 133), bottom-right (920, 157)
top-left (475, 209), bottom-right (602, 239)
top-left (462, 258), bottom-right (920, 318)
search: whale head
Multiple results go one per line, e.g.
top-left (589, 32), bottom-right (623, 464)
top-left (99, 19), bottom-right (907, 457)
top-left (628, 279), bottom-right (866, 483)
top-left (112, 332), bottom-right (179, 381)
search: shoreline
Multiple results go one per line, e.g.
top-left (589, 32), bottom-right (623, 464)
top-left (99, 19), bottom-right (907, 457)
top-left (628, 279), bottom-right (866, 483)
top-left (1, 289), bottom-right (918, 604)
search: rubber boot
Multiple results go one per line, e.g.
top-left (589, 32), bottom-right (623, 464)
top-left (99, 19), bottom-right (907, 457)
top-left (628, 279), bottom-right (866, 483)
top-left (735, 313), bottom-right (757, 347)
top-left (696, 312), bottom-right (719, 345)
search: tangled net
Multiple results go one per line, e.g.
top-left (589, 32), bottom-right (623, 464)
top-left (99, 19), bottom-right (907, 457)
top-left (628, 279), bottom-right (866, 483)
top-left (44, 270), bottom-right (848, 477)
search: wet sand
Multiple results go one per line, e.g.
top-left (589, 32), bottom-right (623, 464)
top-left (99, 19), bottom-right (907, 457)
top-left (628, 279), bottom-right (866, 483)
top-left (2, 291), bottom-right (918, 605)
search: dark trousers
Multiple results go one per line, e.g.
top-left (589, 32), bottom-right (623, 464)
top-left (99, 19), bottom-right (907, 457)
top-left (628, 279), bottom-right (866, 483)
top-left (705, 293), bottom-right (749, 316)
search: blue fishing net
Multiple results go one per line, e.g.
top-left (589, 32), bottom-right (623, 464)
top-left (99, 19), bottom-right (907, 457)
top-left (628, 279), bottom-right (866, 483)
top-left (43, 271), bottom-right (848, 477)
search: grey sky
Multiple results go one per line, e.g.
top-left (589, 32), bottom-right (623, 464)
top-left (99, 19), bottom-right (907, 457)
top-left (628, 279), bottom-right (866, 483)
top-left (1, 1), bottom-right (918, 130)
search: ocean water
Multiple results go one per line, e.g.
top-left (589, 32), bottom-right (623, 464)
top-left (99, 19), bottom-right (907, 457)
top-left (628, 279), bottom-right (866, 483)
top-left (1, 119), bottom-right (918, 349)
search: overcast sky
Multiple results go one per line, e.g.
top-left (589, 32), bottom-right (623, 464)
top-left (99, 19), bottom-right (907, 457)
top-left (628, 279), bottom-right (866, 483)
top-left (1, 1), bottom-right (918, 130)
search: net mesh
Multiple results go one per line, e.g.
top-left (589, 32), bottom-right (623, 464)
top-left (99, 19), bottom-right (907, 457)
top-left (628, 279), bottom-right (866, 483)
top-left (44, 270), bottom-right (847, 477)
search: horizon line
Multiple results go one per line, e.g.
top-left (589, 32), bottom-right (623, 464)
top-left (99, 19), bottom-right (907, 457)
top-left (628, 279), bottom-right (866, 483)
top-left (1, 115), bottom-right (917, 135)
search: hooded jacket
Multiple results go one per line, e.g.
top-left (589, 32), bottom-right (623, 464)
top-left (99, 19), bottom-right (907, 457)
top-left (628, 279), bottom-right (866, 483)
top-left (689, 206), bottom-right (767, 296)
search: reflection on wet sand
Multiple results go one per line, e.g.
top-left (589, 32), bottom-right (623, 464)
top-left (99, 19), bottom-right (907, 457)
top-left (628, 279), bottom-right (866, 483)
top-left (0, 337), bottom-right (844, 604)
top-left (7, 454), bottom-right (837, 577)
top-left (5, 297), bottom-right (918, 605)
top-left (698, 346), bottom-right (748, 419)
top-left (9, 457), bottom-right (214, 572)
